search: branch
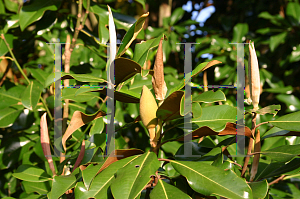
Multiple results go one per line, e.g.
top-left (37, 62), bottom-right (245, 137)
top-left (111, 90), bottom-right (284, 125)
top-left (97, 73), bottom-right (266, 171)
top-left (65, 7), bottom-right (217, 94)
top-left (241, 112), bottom-right (257, 177)
top-left (269, 175), bottom-right (286, 185)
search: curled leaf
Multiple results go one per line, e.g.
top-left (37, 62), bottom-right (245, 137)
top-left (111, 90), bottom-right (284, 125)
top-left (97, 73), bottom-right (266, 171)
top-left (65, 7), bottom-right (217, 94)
top-left (62, 110), bottom-right (106, 152)
top-left (177, 122), bottom-right (253, 141)
top-left (152, 37), bottom-right (167, 101)
top-left (40, 113), bottom-right (56, 176)
top-left (72, 140), bottom-right (85, 172)
top-left (248, 41), bottom-right (260, 111)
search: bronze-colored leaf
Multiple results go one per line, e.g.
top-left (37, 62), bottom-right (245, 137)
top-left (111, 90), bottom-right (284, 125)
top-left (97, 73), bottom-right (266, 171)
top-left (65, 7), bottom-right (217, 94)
top-left (72, 140), bottom-right (85, 172)
top-left (97, 88), bottom-right (140, 103)
top-left (96, 149), bottom-right (144, 175)
top-left (40, 113), bottom-right (56, 176)
top-left (156, 91), bottom-right (184, 121)
top-left (177, 122), bottom-right (253, 141)
top-left (152, 37), bottom-right (167, 101)
top-left (114, 57), bottom-right (142, 86)
top-left (62, 110), bottom-right (106, 152)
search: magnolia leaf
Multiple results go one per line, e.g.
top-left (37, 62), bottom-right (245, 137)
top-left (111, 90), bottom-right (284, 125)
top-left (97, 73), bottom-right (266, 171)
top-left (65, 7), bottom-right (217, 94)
top-left (62, 110), bottom-right (106, 152)
top-left (117, 12), bottom-right (149, 57)
top-left (157, 91), bottom-right (184, 121)
top-left (177, 122), bottom-right (252, 141)
top-left (269, 111), bottom-right (300, 131)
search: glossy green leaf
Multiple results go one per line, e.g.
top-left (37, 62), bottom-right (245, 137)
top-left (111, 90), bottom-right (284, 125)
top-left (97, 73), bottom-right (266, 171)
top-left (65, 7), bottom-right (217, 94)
top-left (133, 35), bottom-right (163, 67)
top-left (232, 23), bottom-right (248, 43)
top-left (170, 8), bottom-right (185, 25)
top-left (22, 180), bottom-right (51, 195)
top-left (192, 102), bottom-right (202, 119)
top-left (269, 111), bottom-right (300, 131)
top-left (81, 164), bottom-right (103, 190)
top-left (111, 152), bottom-right (160, 199)
top-left (62, 88), bottom-right (101, 102)
top-left (276, 94), bottom-right (300, 112)
top-left (4, 0), bottom-right (18, 13)
top-left (0, 33), bottom-right (13, 56)
top-left (260, 144), bottom-right (300, 162)
top-left (192, 60), bottom-right (222, 79)
top-left (75, 155), bottom-right (139, 199)
top-left (192, 105), bottom-right (237, 132)
top-left (167, 61), bottom-right (221, 96)
top-left (248, 180), bottom-right (268, 199)
top-left (26, 68), bottom-right (49, 86)
top-left (270, 32), bottom-right (288, 52)
top-left (171, 160), bottom-right (252, 198)
top-left (0, 85), bottom-right (22, 109)
top-left (117, 12), bottom-right (149, 57)
top-left (12, 165), bottom-right (52, 182)
top-left (48, 174), bottom-right (76, 199)
top-left (262, 127), bottom-right (290, 140)
top-left (89, 118), bottom-right (104, 136)
top-left (286, 2), bottom-right (300, 26)
top-left (0, 106), bottom-right (23, 128)
top-left (19, 0), bottom-right (61, 31)
top-left (150, 179), bottom-right (191, 199)
top-left (44, 72), bottom-right (106, 88)
top-left (192, 90), bottom-right (226, 103)
top-left (264, 86), bottom-right (293, 94)
top-left (21, 81), bottom-right (42, 110)
top-left (264, 158), bottom-right (300, 178)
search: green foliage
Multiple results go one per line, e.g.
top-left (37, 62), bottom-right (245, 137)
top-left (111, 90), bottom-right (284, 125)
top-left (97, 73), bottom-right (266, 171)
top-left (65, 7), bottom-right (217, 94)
top-left (1, 0), bottom-right (300, 199)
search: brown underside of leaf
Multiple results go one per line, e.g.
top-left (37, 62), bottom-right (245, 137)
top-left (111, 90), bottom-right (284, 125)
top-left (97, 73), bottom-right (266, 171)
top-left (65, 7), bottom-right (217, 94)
top-left (157, 91), bottom-right (184, 121)
top-left (202, 60), bottom-right (222, 72)
top-left (114, 57), bottom-right (142, 86)
top-left (40, 113), bottom-right (56, 176)
top-left (96, 149), bottom-right (144, 176)
top-left (72, 140), bottom-right (85, 172)
top-left (177, 122), bottom-right (253, 141)
top-left (62, 110), bottom-right (106, 152)
top-left (152, 37), bottom-right (167, 100)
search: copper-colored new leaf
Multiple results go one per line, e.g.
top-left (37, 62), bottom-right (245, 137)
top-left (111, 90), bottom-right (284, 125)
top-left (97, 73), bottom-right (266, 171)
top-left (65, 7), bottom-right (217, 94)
top-left (114, 57), bottom-right (142, 86)
top-left (202, 60), bottom-right (222, 72)
top-left (62, 110), bottom-right (106, 152)
top-left (72, 140), bottom-right (85, 172)
top-left (156, 91), bottom-right (184, 121)
top-left (152, 37), bottom-right (167, 100)
top-left (40, 113), bottom-right (56, 176)
top-left (96, 149), bottom-right (144, 175)
top-left (178, 122), bottom-right (252, 141)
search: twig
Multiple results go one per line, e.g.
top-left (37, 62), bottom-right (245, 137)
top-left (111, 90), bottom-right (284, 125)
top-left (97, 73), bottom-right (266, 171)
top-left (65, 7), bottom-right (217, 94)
top-left (158, 158), bottom-right (172, 162)
top-left (269, 175), bottom-right (286, 185)
top-left (70, 0), bottom-right (90, 52)
top-left (241, 112), bottom-right (257, 177)
top-left (70, 0), bottom-right (83, 51)
top-left (203, 71), bottom-right (208, 92)
top-left (0, 56), bottom-right (14, 61)
top-left (254, 121), bottom-right (269, 131)
top-left (1, 34), bottom-right (53, 120)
